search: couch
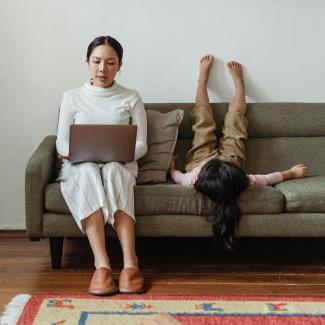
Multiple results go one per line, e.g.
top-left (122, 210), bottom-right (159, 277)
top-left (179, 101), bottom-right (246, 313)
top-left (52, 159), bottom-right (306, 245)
top-left (25, 103), bottom-right (325, 269)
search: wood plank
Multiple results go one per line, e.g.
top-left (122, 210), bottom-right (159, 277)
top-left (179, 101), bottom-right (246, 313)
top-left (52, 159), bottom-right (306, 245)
top-left (1, 231), bottom-right (325, 314)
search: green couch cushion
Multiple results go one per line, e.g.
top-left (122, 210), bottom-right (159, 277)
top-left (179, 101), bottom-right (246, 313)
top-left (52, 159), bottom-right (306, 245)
top-left (145, 105), bottom-right (325, 177)
top-left (41, 212), bottom-right (325, 238)
top-left (135, 182), bottom-right (202, 215)
top-left (275, 176), bottom-right (325, 213)
top-left (245, 137), bottom-right (325, 177)
top-left (238, 185), bottom-right (284, 214)
top-left (201, 185), bottom-right (283, 220)
top-left (45, 182), bottom-right (203, 216)
top-left (145, 103), bottom-right (325, 139)
top-left (45, 182), bottom-right (284, 216)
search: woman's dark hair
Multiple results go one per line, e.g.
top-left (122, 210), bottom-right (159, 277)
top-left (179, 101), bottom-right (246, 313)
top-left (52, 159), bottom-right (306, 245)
top-left (194, 159), bottom-right (249, 252)
top-left (86, 36), bottom-right (123, 64)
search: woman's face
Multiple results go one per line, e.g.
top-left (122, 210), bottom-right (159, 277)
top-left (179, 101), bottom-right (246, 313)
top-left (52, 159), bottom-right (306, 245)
top-left (88, 44), bottom-right (121, 88)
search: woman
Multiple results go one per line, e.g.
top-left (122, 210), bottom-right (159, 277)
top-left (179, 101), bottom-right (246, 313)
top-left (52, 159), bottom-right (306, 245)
top-left (169, 55), bottom-right (308, 251)
top-left (56, 36), bottom-right (147, 295)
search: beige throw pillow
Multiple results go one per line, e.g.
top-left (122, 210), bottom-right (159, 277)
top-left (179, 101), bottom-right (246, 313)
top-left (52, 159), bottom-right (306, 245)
top-left (137, 109), bottom-right (184, 184)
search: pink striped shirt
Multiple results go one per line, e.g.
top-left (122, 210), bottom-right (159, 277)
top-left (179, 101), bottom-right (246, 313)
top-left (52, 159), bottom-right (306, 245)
top-left (171, 165), bottom-right (283, 187)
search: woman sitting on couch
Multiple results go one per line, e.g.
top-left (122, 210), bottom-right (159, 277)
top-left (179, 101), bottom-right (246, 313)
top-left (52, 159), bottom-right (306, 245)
top-left (56, 35), bottom-right (147, 296)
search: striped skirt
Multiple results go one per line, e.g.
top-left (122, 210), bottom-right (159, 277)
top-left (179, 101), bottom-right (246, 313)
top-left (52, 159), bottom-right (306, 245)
top-left (58, 161), bottom-right (136, 231)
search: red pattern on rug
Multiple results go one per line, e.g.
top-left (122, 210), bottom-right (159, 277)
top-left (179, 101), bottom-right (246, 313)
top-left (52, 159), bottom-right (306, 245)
top-left (17, 294), bottom-right (325, 325)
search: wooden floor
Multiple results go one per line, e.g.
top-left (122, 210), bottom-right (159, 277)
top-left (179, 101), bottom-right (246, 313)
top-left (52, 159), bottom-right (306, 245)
top-left (1, 231), bottom-right (325, 313)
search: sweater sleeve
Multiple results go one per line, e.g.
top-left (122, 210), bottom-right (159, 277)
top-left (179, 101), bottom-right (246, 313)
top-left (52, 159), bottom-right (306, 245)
top-left (131, 93), bottom-right (147, 161)
top-left (170, 167), bottom-right (200, 186)
top-left (56, 93), bottom-right (74, 157)
top-left (248, 172), bottom-right (283, 186)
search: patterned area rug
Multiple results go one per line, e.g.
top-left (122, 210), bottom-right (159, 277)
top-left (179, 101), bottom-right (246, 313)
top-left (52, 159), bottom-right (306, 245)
top-left (1, 293), bottom-right (325, 325)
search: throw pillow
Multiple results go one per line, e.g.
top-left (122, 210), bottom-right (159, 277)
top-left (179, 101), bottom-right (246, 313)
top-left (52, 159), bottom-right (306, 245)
top-left (137, 109), bottom-right (184, 184)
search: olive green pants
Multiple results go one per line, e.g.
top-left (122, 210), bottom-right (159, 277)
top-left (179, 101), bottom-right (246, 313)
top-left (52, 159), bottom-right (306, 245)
top-left (185, 104), bottom-right (248, 172)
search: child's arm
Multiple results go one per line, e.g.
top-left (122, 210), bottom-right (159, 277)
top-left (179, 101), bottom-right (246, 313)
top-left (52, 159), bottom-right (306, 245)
top-left (280, 163), bottom-right (308, 181)
top-left (249, 164), bottom-right (308, 186)
top-left (169, 156), bottom-right (199, 186)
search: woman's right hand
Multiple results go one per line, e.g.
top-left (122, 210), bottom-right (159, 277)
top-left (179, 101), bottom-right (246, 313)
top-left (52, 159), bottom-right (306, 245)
top-left (58, 155), bottom-right (70, 160)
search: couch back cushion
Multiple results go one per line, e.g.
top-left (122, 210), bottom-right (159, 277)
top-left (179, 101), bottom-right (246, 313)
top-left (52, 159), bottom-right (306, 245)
top-left (145, 103), bottom-right (325, 176)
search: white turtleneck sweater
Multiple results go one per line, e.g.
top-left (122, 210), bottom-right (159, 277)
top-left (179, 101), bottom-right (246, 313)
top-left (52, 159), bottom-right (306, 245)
top-left (56, 80), bottom-right (147, 176)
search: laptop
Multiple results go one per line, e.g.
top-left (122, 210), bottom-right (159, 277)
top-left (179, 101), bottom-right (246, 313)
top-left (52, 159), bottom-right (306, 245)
top-left (69, 124), bottom-right (137, 163)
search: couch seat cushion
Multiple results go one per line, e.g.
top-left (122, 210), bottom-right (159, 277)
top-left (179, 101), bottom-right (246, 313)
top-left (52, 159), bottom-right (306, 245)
top-left (201, 185), bottom-right (283, 218)
top-left (45, 182), bottom-right (283, 216)
top-left (45, 182), bottom-right (204, 215)
top-left (237, 185), bottom-right (283, 214)
top-left (275, 176), bottom-right (325, 213)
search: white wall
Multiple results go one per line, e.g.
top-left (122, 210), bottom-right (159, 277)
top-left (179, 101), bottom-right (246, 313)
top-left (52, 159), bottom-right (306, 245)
top-left (1, 0), bottom-right (325, 229)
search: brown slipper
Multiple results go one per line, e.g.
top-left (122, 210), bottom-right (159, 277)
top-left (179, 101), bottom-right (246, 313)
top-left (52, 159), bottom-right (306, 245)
top-left (119, 267), bottom-right (145, 294)
top-left (88, 267), bottom-right (118, 296)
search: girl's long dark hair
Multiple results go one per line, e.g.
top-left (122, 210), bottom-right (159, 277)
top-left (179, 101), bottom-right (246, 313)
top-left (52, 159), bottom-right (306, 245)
top-left (194, 159), bottom-right (249, 251)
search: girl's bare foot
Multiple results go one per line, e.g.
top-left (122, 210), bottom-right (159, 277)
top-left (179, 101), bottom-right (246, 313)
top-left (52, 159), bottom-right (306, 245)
top-left (199, 54), bottom-right (214, 84)
top-left (227, 61), bottom-right (245, 90)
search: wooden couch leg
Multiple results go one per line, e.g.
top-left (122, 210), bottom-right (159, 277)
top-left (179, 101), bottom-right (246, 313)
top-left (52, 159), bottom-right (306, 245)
top-left (49, 237), bottom-right (64, 269)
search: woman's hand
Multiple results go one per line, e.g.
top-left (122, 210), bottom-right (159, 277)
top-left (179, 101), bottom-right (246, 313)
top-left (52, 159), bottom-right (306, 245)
top-left (58, 155), bottom-right (70, 160)
top-left (290, 163), bottom-right (308, 179)
top-left (168, 155), bottom-right (178, 173)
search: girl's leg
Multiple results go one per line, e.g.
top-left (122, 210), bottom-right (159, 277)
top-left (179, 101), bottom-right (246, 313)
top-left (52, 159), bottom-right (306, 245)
top-left (218, 61), bottom-right (248, 169)
top-left (195, 55), bottom-right (212, 106)
top-left (227, 61), bottom-right (246, 114)
top-left (185, 55), bottom-right (219, 172)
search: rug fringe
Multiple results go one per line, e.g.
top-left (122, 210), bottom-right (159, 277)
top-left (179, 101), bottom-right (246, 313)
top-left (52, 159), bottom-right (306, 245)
top-left (0, 294), bottom-right (31, 325)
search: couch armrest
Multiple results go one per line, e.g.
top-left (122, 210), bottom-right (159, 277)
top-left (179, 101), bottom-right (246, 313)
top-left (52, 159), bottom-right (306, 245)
top-left (25, 135), bottom-right (57, 237)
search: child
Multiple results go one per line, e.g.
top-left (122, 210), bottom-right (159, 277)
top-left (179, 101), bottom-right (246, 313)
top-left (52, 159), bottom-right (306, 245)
top-left (169, 55), bottom-right (308, 251)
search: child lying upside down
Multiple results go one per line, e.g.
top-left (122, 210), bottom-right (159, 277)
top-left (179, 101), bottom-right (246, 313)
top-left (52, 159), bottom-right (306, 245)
top-left (169, 54), bottom-right (308, 251)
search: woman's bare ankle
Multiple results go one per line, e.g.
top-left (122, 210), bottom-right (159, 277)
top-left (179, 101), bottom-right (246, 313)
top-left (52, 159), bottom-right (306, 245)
top-left (95, 258), bottom-right (111, 270)
top-left (123, 256), bottom-right (139, 269)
